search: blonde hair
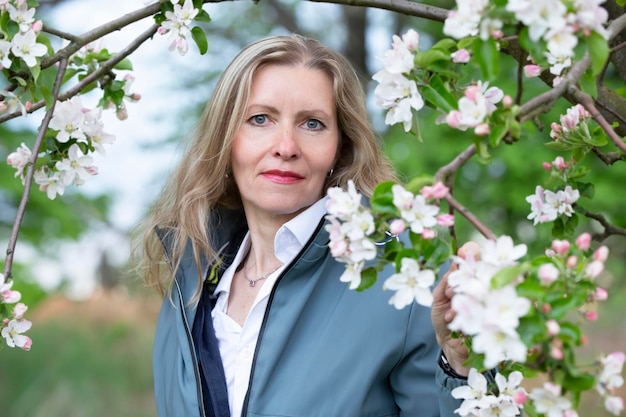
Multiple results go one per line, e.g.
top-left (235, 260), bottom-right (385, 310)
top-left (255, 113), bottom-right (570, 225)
top-left (131, 34), bottom-right (397, 297)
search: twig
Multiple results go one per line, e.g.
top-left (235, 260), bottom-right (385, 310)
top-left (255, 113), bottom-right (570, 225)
top-left (591, 148), bottom-right (624, 165)
top-left (0, 24), bottom-right (159, 124)
top-left (434, 143), bottom-right (476, 185)
top-left (41, 24), bottom-right (80, 42)
top-left (307, 0), bottom-right (449, 21)
top-left (3, 58), bottom-right (69, 279)
top-left (580, 209), bottom-right (626, 241)
top-left (445, 193), bottom-right (496, 241)
top-left (568, 86), bottom-right (626, 154)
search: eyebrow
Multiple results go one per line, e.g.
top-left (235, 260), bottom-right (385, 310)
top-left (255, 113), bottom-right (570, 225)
top-left (246, 104), bottom-right (334, 120)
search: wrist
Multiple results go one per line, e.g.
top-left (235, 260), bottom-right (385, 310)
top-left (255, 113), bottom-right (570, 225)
top-left (438, 350), bottom-right (469, 379)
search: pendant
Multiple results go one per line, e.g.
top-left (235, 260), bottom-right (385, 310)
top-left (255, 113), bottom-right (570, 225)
top-left (248, 280), bottom-right (256, 287)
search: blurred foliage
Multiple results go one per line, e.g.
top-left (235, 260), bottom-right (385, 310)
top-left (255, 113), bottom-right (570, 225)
top-left (0, 307), bottom-right (156, 417)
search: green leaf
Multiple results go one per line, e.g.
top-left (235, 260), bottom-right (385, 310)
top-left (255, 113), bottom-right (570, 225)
top-left (489, 115), bottom-right (509, 148)
top-left (491, 263), bottom-right (531, 289)
top-left (114, 58), bottom-right (133, 71)
top-left (473, 38), bottom-right (499, 80)
top-left (195, 9), bottom-right (212, 23)
top-left (583, 126), bottom-right (608, 147)
top-left (579, 69), bottom-right (598, 98)
top-left (586, 31), bottom-right (609, 76)
top-left (404, 175), bottom-right (435, 195)
top-left (550, 292), bottom-right (586, 319)
top-left (558, 322), bottom-right (582, 345)
top-left (575, 181), bottom-right (594, 199)
top-left (617, 0), bottom-right (626, 5)
top-left (28, 63), bottom-right (41, 83)
top-left (516, 278), bottom-right (547, 301)
top-left (191, 26), bottom-right (208, 55)
top-left (356, 267), bottom-right (378, 291)
top-left (431, 38), bottom-right (456, 52)
top-left (414, 49), bottom-right (451, 70)
top-left (39, 85), bottom-right (54, 110)
top-left (552, 217), bottom-right (565, 239)
top-left (371, 181), bottom-right (398, 216)
top-left (420, 84), bottom-right (455, 113)
top-left (457, 37), bottom-right (475, 50)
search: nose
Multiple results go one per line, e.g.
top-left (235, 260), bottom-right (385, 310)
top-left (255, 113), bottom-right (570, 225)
top-left (273, 124), bottom-right (301, 160)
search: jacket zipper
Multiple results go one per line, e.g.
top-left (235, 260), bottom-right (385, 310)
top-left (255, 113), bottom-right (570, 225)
top-left (174, 278), bottom-right (208, 417)
top-left (240, 218), bottom-right (327, 417)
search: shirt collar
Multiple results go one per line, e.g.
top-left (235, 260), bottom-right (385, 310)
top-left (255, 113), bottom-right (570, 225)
top-left (274, 196), bottom-right (328, 264)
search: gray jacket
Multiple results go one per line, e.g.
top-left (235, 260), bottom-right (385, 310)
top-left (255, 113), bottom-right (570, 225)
top-left (152, 208), bottom-right (469, 417)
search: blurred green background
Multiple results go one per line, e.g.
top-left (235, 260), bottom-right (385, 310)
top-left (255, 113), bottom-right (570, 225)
top-left (0, 0), bottom-right (624, 416)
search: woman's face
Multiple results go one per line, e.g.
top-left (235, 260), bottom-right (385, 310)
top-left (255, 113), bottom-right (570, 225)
top-left (231, 63), bottom-right (339, 223)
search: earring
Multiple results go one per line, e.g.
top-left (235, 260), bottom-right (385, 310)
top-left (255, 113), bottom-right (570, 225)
top-left (328, 168), bottom-right (334, 177)
top-left (225, 173), bottom-right (229, 179)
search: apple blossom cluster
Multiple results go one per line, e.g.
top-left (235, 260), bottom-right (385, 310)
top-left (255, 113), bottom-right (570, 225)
top-left (527, 382), bottom-right (579, 417)
top-left (446, 236), bottom-right (530, 368)
top-left (158, 0), bottom-right (199, 55)
top-left (325, 180), bottom-right (377, 290)
top-left (372, 29), bottom-right (424, 132)
top-left (525, 184), bottom-right (580, 226)
top-left (595, 352), bottom-right (625, 416)
top-left (6, 95), bottom-right (115, 199)
top-left (445, 82), bottom-right (505, 136)
top-left (443, 0), bottom-right (609, 77)
top-left (549, 104), bottom-right (593, 146)
top-left (0, 1), bottom-right (46, 69)
top-left (451, 369), bottom-right (526, 417)
top-left (325, 180), bottom-right (454, 308)
top-left (0, 273), bottom-right (32, 351)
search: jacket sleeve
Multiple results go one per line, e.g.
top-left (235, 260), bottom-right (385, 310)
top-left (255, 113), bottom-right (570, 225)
top-left (388, 301), bottom-right (466, 417)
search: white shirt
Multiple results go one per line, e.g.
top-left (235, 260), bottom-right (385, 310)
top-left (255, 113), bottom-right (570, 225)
top-left (211, 197), bottom-right (328, 417)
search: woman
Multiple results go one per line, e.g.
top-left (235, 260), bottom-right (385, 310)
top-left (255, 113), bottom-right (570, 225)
top-left (133, 34), bottom-right (472, 417)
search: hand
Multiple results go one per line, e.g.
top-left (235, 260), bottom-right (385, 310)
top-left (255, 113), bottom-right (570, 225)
top-left (431, 241), bottom-right (481, 376)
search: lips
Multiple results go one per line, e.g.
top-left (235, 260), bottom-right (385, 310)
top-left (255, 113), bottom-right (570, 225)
top-left (262, 169), bottom-right (305, 184)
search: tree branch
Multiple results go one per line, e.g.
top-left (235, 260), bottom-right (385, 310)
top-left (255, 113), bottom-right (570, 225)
top-left (580, 208), bottom-right (626, 241)
top-left (3, 58), bottom-right (69, 280)
top-left (0, 24), bottom-right (159, 124)
top-left (308, 0), bottom-right (449, 21)
top-left (445, 193), bottom-right (496, 241)
top-left (568, 85), bottom-right (626, 154)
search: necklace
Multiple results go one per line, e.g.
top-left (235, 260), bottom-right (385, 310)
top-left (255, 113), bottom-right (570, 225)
top-left (242, 261), bottom-right (283, 287)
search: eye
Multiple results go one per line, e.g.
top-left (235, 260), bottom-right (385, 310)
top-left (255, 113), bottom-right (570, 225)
top-left (304, 118), bottom-right (324, 131)
top-left (249, 114), bottom-right (268, 125)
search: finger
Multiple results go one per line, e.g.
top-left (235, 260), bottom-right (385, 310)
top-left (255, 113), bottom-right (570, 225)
top-left (444, 308), bottom-right (456, 323)
top-left (458, 241), bottom-right (481, 260)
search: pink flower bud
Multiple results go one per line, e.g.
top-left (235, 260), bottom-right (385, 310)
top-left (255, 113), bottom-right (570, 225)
top-left (575, 232), bottom-right (592, 250)
top-left (581, 335), bottom-right (588, 345)
top-left (586, 260), bottom-right (604, 279)
top-left (474, 123), bottom-right (490, 136)
top-left (464, 85), bottom-right (482, 102)
top-left (594, 287), bottom-right (608, 301)
top-left (538, 263), bottom-right (559, 285)
top-left (542, 162), bottom-right (552, 170)
top-left (563, 410), bottom-right (580, 417)
top-left (446, 110), bottom-right (463, 129)
top-left (437, 214), bottom-right (455, 227)
top-left (21, 336), bottom-right (32, 351)
top-left (550, 346), bottom-right (564, 360)
top-left (329, 240), bottom-right (347, 257)
top-left (116, 107), bottom-right (128, 121)
top-left (551, 156), bottom-right (568, 170)
top-left (604, 397), bottom-right (623, 416)
top-left (566, 256), bottom-right (578, 268)
top-left (502, 95), bottom-right (513, 108)
top-left (389, 219), bottom-right (406, 235)
top-left (585, 311), bottom-right (598, 321)
top-left (451, 49), bottom-right (470, 64)
top-left (422, 229), bottom-right (436, 239)
top-left (594, 245), bottom-right (609, 262)
top-left (31, 19), bottom-right (43, 33)
top-left (542, 304), bottom-right (551, 314)
top-left (524, 64), bottom-right (541, 78)
top-left (491, 29), bottom-right (504, 39)
top-left (551, 239), bottom-right (570, 255)
top-left (545, 249), bottom-right (555, 258)
top-left (546, 319), bottom-right (560, 336)
top-left (13, 302), bottom-right (28, 319)
top-left (421, 182), bottom-right (449, 200)
top-left (512, 390), bottom-right (527, 405)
